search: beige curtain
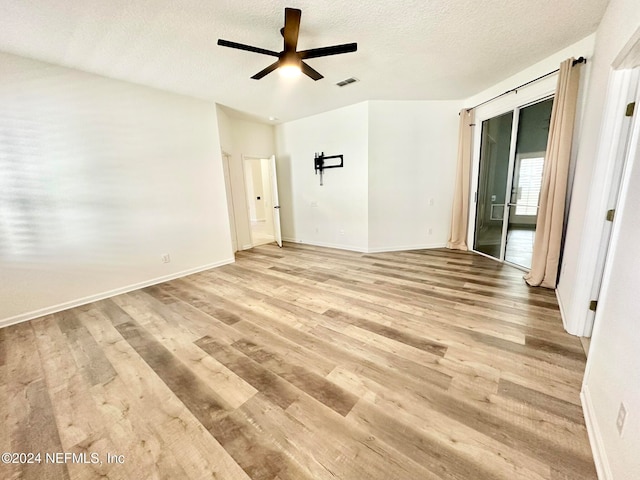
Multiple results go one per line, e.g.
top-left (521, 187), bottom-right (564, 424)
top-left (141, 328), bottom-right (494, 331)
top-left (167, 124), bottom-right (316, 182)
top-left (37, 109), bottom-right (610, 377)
top-left (525, 58), bottom-right (582, 288)
top-left (446, 108), bottom-right (475, 250)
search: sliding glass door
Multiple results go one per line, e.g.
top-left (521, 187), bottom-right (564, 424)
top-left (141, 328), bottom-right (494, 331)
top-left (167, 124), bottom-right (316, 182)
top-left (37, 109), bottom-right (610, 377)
top-left (474, 111), bottom-right (513, 260)
top-left (473, 98), bottom-right (554, 269)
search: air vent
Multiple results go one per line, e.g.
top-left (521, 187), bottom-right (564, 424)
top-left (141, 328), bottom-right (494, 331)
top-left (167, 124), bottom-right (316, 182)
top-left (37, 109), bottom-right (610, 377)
top-left (336, 77), bottom-right (359, 87)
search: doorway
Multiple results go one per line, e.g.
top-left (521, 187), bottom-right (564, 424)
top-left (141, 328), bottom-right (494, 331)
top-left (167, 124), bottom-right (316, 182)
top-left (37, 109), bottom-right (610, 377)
top-left (243, 155), bottom-right (282, 248)
top-left (473, 97), bottom-right (554, 270)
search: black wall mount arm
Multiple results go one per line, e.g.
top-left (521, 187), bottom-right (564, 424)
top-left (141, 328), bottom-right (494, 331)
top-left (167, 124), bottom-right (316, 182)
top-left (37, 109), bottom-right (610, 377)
top-left (314, 152), bottom-right (343, 186)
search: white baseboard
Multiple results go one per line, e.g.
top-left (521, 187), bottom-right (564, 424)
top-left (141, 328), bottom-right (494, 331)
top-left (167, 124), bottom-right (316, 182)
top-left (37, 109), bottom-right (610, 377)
top-left (0, 257), bottom-right (235, 329)
top-left (367, 243), bottom-right (447, 253)
top-left (281, 237), bottom-right (368, 253)
top-left (581, 384), bottom-right (612, 480)
top-left (556, 288), bottom-right (570, 333)
top-left (282, 237), bottom-right (447, 254)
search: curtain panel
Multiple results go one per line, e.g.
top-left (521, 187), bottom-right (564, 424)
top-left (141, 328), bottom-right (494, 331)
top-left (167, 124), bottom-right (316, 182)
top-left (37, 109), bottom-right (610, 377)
top-left (447, 108), bottom-right (475, 250)
top-left (525, 58), bottom-right (583, 288)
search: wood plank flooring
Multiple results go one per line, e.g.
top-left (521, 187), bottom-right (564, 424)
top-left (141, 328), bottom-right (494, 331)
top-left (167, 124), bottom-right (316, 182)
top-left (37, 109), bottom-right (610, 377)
top-left (0, 243), bottom-right (596, 479)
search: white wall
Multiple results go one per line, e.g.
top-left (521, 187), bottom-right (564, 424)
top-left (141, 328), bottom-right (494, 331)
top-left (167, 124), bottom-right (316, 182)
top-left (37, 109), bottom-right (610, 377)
top-left (275, 100), bottom-right (461, 253)
top-left (216, 107), bottom-right (275, 250)
top-left (245, 159), bottom-right (265, 222)
top-left (557, 0), bottom-right (640, 338)
top-left (275, 102), bottom-right (369, 251)
top-left (368, 101), bottom-right (461, 252)
top-left (567, 1), bottom-right (640, 478)
top-left (0, 51), bottom-right (233, 325)
top-left (464, 35), bottom-right (597, 110)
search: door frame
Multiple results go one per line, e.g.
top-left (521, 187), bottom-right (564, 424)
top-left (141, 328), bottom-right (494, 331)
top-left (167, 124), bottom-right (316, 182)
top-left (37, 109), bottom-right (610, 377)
top-left (562, 65), bottom-right (640, 337)
top-left (221, 151), bottom-right (239, 252)
top-left (499, 107), bottom-right (521, 264)
top-left (268, 155), bottom-right (283, 247)
top-left (468, 78), bottom-right (557, 267)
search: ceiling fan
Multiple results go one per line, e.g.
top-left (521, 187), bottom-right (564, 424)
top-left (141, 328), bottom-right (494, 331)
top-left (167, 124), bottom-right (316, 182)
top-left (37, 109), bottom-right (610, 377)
top-left (217, 7), bottom-right (357, 81)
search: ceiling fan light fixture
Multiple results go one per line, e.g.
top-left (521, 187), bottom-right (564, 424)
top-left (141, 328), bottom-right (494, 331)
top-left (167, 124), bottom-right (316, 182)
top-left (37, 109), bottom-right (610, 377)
top-left (279, 52), bottom-right (302, 77)
top-left (279, 64), bottom-right (302, 77)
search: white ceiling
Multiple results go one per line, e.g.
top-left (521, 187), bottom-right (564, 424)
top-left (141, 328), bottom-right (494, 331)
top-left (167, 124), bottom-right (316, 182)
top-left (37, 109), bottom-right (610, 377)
top-left (0, 0), bottom-right (608, 123)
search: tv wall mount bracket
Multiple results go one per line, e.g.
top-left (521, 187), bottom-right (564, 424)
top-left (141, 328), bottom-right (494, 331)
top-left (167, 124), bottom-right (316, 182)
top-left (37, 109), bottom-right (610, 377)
top-left (314, 152), bottom-right (344, 186)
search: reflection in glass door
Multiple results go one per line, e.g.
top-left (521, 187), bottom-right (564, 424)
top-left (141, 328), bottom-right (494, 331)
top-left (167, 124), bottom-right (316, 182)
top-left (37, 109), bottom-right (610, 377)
top-left (473, 98), bottom-right (554, 269)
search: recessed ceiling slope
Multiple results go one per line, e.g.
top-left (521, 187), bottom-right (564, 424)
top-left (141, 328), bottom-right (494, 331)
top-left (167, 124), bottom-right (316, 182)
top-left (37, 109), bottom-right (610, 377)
top-left (0, 0), bottom-right (608, 122)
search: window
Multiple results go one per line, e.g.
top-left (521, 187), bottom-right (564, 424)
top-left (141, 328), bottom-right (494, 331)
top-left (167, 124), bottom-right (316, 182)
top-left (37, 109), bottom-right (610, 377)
top-left (515, 156), bottom-right (544, 216)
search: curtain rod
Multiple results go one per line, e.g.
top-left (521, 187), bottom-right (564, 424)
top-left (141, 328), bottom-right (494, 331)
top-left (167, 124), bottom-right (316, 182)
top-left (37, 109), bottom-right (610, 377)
top-left (464, 56), bottom-right (586, 113)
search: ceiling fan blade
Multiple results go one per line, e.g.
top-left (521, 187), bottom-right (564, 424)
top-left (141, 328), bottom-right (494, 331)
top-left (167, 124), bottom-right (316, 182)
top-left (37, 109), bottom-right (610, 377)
top-left (301, 61), bottom-right (323, 81)
top-left (218, 39), bottom-right (279, 57)
top-left (251, 61), bottom-right (281, 80)
top-left (283, 8), bottom-right (301, 52)
top-left (299, 43), bottom-right (357, 59)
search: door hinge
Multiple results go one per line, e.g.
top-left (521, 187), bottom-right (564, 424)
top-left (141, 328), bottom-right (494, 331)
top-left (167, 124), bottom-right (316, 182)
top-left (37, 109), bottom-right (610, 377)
top-left (606, 209), bottom-right (615, 222)
top-left (626, 102), bottom-right (635, 117)
top-left (475, 191), bottom-right (478, 203)
top-left (589, 300), bottom-right (598, 312)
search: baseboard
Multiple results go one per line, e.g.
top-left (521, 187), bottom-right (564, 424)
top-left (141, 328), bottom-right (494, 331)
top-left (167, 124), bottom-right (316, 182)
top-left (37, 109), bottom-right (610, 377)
top-left (556, 288), bottom-right (570, 333)
top-left (281, 237), bottom-right (367, 253)
top-left (282, 237), bottom-right (447, 254)
top-left (367, 243), bottom-right (447, 253)
top-left (581, 384), bottom-right (612, 480)
top-left (0, 257), bottom-right (235, 329)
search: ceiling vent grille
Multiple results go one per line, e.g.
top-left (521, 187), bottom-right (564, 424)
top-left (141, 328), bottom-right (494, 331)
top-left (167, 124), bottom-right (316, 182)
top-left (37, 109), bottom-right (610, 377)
top-left (336, 77), bottom-right (359, 87)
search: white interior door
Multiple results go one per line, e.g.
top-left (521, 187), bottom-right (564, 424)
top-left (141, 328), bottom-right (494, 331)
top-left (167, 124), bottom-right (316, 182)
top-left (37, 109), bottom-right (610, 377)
top-left (269, 155), bottom-right (282, 247)
top-left (586, 69), bottom-right (640, 336)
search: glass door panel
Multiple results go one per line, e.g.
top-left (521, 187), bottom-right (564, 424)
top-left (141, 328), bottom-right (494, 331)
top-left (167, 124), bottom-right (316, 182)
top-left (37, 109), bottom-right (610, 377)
top-left (505, 98), bottom-right (554, 269)
top-left (473, 111), bottom-right (514, 259)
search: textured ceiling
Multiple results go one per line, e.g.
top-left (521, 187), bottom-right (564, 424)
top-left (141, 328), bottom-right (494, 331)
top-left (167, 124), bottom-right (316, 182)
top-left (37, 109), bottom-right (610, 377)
top-left (0, 0), bottom-right (608, 122)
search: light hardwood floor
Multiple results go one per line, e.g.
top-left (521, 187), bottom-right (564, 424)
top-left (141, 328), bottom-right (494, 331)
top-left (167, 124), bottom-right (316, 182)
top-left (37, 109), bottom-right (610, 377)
top-left (0, 243), bottom-right (596, 479)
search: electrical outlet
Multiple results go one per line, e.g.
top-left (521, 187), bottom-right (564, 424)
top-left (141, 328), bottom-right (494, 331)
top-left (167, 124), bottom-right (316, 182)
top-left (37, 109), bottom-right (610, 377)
top-left (161, 254), bottom-right (171, 264)
top-left (339, 229), bottom-right (345, 236)
top-left (428, 228), bottom-right (433, 235)
top-left (429, 198), bottom-right (434, 206)
top-left (616, 402), bottom-right (627, 435)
